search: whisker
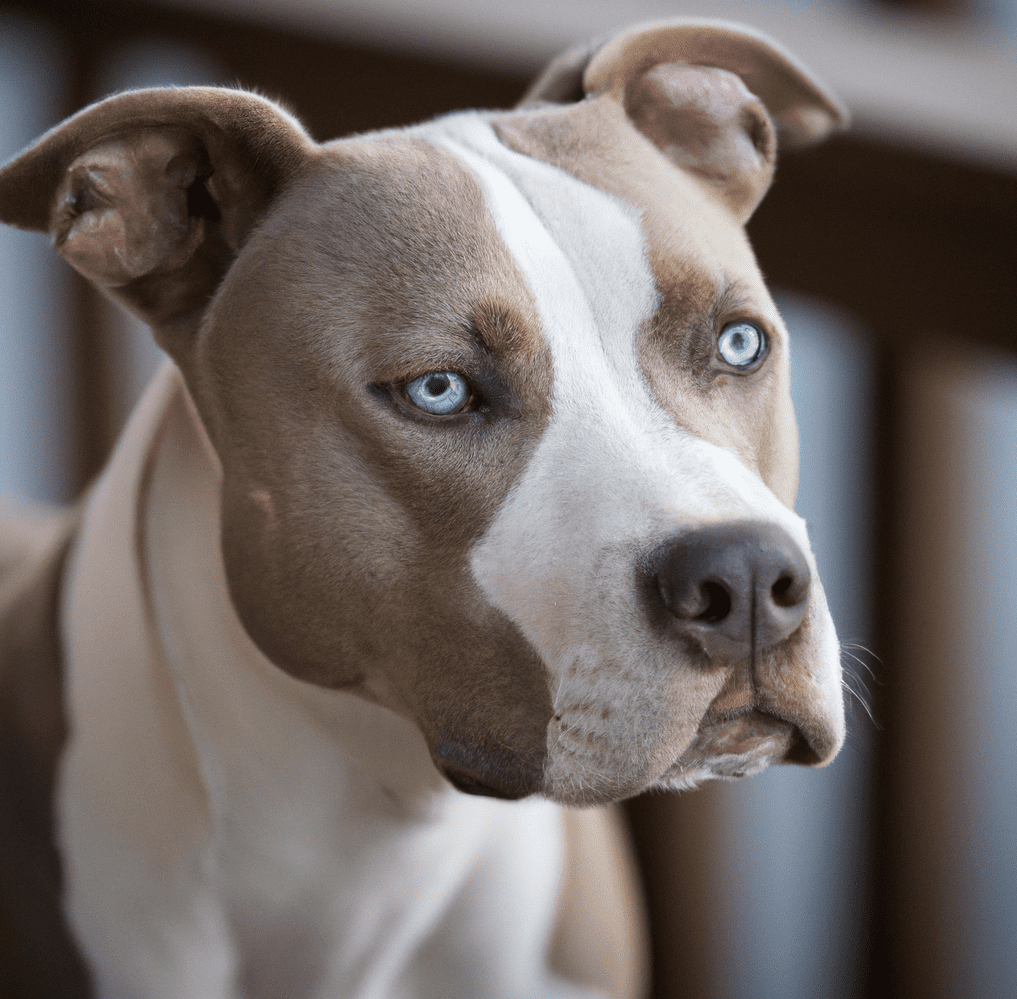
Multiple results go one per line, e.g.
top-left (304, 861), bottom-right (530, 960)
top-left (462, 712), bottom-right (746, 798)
top-left (840, 641), bottom-right (883, 678)
top-left (841, 650), bottom-right (878, 696)
top-left (838, 641), bottom-right (883, 712)
top-left (840, 674), bottom-right (881, 729)
top-left (553, 673), bottom-right (567, 707)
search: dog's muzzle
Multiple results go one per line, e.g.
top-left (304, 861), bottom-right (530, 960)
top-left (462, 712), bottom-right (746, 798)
top-left (641, 519), bottom-right (832, 772)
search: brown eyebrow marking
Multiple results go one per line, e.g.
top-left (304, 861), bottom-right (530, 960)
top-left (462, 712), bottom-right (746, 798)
top-left (368, 301), bottom-right (540, 383)
top-left (637, 274), bottom-right (772, 395)
top-left (712, 278), bottom-right (757, 323)
top-left (470, 298), bottom-right (542, 360)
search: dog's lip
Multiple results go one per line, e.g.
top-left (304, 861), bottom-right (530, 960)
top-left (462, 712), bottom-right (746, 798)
top-left (705, 708), bottom-right (794, 751)
top-left (670, 708), bottom-right (802, 776)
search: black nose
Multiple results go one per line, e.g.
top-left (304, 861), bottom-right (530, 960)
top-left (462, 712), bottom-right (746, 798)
top-left (645, 520), bottom-right (811, 661)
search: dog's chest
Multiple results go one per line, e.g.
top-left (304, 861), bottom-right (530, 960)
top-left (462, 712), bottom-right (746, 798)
top-left (209, 746), bottom-right (567, 998)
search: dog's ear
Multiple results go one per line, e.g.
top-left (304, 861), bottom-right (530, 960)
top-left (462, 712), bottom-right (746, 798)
top-left (0, 87), bottom-right (315, 348)
top-left (520, 20), bottom-right (847, 219)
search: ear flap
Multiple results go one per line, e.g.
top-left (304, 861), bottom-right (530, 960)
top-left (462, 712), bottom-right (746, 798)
top-left (0, 87), bottom-right (315, 343)
top-left (521, 20), bottom-right (847, 219)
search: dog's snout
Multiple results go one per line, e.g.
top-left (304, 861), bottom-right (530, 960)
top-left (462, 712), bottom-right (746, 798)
top-left (647, 520), bottom-right (811, 661)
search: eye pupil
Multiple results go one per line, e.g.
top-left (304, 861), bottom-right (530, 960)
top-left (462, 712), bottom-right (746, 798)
top-left (424, 374), bottom-right (450, 397)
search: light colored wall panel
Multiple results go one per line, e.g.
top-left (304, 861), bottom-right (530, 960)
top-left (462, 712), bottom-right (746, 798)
top-left (955, 357), bottom-right (1017, 997)
top-left (0, 13), bottom-right (73, 504)
top-left (710, 292), bottom-right (876, 999)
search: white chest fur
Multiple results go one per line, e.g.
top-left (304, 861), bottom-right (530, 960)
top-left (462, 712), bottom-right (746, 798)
top-left (57, 366), bottom-right (584, 999)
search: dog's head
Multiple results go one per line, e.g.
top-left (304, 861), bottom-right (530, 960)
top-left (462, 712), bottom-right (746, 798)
top-left (0, 20), bottom-right (848, 805)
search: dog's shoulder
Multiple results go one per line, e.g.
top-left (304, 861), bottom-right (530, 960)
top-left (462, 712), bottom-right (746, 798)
top-left (1, 503), bottom-right (71, 585)
top-left (0, 504), bottom-right (93, 999)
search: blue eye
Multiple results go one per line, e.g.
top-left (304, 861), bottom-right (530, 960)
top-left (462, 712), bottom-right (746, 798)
top-left (718, 322), bottom-right (766, 369)
top-left (404, 371), bottom-right (471, 415)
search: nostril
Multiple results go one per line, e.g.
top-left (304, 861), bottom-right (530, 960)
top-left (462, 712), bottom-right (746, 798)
top-left (771, 574), bottom-right (794, 604)
top-left (656, 576), bottom-right (733, 623)
top-left (769, 563), bottom-right (810, 610)
top-left (696, 581), bottom-right (731, 623)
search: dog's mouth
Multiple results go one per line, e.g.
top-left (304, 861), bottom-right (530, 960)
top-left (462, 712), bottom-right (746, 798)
top-left (434, 703), bottom-right (833, 803)
top-left (661, 709), bottom-right (811, 785)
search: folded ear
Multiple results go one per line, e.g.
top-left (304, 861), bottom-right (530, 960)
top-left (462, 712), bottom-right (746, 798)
top-left (521, 20), bottom-right (847, 219)
top-left (0, 87), bottom-right (315, 350)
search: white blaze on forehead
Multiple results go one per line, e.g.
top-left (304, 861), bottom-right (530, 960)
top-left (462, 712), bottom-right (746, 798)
top-left (431, 114), bottom-right (662, 440)
top-left (429, 116), bottom-right (788, 509)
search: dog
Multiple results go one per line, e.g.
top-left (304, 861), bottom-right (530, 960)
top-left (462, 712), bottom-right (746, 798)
top-left (0, 19), bottom-right (848, 999)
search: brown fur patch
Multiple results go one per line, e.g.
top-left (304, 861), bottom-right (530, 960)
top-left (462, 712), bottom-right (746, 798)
top-left (183, 137), bottom-right (556, 793)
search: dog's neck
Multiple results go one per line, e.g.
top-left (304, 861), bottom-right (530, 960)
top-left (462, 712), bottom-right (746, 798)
top-left (59, 363), bottom-right (568, 994)
top-left (140, 363), bottom-right (455, 819)
top-left (68, 361), bottom-right (452, 820)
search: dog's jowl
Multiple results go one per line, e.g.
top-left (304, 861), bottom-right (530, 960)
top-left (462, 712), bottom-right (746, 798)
top-left (0, 19), bottom-right (848, 999)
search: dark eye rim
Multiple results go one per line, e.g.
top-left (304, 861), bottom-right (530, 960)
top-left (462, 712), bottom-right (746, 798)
top-left (715, 319), bottom-right (769, 373)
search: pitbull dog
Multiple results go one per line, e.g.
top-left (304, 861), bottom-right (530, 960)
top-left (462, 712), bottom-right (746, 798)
top-left (0, 19), bottom-right (848, 999)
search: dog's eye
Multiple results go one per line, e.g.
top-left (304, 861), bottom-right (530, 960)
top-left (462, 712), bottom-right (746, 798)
top-left (717, 321), bottom-right (766, 369)
top-left (404, 371), bottom-right (472, 415)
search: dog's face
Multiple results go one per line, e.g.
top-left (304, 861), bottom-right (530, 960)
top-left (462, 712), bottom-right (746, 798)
top-left (0, 21), bottom-right (848, 805)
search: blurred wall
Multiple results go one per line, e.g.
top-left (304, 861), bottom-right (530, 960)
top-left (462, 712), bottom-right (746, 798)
top-left (0, 12), bottom-right (74, 504)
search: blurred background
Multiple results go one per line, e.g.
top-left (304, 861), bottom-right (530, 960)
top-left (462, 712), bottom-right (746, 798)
top-left (0, 0), bottom-right (1013, 996)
